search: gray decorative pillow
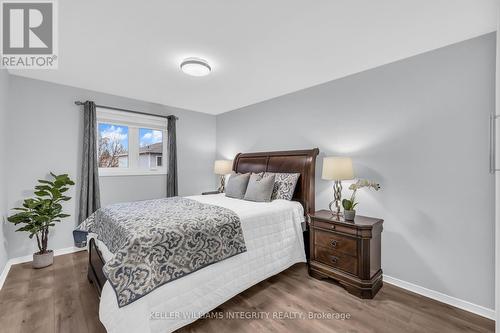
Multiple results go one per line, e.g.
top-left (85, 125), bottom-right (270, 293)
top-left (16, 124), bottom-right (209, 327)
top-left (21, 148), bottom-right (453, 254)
top-left (225, 173), bottom-right (250, 199)
top-left (264, 172), bottom-right (300, 200)
top-left (244, 173), bottom-right (275, 202)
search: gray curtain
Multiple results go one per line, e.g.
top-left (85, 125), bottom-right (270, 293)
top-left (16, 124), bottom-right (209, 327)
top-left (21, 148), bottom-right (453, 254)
top-left (78, 101), bottom-right (101, 223)
top-left (167, 115), bottom-right (178, 197)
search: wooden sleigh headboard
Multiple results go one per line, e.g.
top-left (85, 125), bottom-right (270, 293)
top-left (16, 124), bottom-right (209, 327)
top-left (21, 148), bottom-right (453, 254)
top-left (233, 148), bottom-right (320, 216)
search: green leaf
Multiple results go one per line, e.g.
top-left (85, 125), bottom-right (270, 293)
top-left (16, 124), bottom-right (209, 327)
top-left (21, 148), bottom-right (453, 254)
top-left (7, 212), bottom-right (32, 223)
top-left (38, 179), bottom-right (54, 185)
top-left (54, 180), bottom-right (65, 188)
top-left (51, 186), bottom-right (61, 195)
top-left (342, 199), bottom-right (353, 210)
top-left (34, 190), bottom-right (50, 197)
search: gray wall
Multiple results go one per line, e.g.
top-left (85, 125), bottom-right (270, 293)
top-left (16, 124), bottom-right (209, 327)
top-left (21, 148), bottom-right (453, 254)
top-left (0, 70), bottom-right (9, 272)
top-left (216, 33), bottom-right (496, 309)
top-left (5, 76), bottom-right (216, 258)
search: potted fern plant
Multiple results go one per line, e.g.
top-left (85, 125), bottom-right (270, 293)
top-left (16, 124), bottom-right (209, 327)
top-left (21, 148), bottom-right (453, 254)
top-left (8, 173), bottom-right (75, 268)
top-left (342, 179), bottom-right (380, 221)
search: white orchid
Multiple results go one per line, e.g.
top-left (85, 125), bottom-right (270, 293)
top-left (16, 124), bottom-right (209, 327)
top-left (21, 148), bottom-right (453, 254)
top-left (343, 179), bottom-right (381, 211)
top-left (349, 179), bottom-right (381, 191)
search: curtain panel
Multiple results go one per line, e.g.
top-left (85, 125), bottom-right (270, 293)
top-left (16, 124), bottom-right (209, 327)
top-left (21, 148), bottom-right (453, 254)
top-left (78, 101), bottom-right (101, 223)
top-left (167, 115), bottom-right (178, 197)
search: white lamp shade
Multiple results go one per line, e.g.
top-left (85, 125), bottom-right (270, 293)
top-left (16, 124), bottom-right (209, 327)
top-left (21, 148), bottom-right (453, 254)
top-left (214, 160), bottom-right (233, 175)
top-left (322, 157), bottom-right (354, 180)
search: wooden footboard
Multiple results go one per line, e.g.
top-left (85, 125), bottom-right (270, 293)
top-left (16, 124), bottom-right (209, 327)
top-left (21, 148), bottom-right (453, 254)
top-left (87, 238), bottom-right (106, 297)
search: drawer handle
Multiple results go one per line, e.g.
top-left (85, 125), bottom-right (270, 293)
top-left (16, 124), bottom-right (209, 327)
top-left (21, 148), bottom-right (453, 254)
top-left (331, 240), bottom-right (339, 248)
top-left (331, 225), bottom-right (336, 230)
top-left (330, 256), bottom-right (338, 264)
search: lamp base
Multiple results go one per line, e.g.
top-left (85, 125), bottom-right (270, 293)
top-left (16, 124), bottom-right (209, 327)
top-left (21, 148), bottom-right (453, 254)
top-left (217, 175), bottom-right (226, 193)
top-left (328, 201), bottom-right (343, 219)
top-left (328, 180), bottom-right (343, 218)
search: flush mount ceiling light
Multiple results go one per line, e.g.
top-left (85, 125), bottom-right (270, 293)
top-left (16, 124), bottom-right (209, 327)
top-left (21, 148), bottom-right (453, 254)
top-left (180, 57), bottom-right (211, 77)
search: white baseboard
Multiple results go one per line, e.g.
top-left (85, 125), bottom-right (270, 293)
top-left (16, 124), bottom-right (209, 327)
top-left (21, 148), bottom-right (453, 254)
top-left (0, 246), bottom-right (85, 290)
top-left (384, 274), bottom-right (495, 320)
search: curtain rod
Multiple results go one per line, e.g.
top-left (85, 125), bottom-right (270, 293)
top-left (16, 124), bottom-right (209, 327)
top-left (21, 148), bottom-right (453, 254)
top-left (74, 101), bottom-right (179, 120)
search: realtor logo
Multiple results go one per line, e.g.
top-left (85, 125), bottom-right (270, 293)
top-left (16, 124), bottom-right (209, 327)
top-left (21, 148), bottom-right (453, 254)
top-left (1, 0), bottom-right (58, 69)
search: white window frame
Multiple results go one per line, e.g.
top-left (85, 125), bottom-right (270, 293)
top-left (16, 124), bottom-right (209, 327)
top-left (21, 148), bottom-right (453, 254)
top-left (96, 107), bottom-right (168, 177)
top-left (156, 155), bottom-right (163, 167)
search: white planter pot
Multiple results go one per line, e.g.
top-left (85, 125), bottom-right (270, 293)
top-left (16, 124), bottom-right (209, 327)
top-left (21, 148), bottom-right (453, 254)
top-left (33, 250), bottom-right (53, 269)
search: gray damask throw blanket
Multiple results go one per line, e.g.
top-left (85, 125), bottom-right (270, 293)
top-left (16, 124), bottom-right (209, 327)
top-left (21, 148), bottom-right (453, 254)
top-left (77, 197), bottom-right (246, 307)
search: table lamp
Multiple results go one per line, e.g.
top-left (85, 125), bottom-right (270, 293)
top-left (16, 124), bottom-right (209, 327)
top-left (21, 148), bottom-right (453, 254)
top-left (214, 160), bottom-right (233, 192)
top-left (322, 157), bottom-right (354, 217)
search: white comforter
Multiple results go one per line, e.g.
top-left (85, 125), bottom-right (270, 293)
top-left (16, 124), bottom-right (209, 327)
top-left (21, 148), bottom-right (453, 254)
top-left (97, 194), bottom-right (306, 333)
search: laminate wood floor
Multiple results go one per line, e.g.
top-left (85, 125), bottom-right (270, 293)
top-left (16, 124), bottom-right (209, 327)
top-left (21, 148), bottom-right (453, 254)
top-left (0, 251), bottom-right (494, 333)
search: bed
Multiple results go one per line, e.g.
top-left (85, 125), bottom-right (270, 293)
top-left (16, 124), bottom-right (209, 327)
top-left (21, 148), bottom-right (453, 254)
top-left (86, 148), bottom-right (319, 333)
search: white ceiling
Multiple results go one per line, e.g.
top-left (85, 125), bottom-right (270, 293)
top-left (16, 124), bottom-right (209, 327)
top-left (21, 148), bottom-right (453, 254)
top-left (9, 0), bottom-right (498, 115)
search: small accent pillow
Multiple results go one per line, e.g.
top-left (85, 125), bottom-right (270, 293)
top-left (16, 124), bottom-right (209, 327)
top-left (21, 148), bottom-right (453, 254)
top-left (244, 173), bottom-right (275, 202)
top-left (264, 172), bottom-right (300, 200)
top-left (225, 173), bottom-right (251, 199)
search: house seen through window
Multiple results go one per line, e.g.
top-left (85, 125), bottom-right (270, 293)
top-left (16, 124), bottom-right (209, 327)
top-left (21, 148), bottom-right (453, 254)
top-left (139, 128), bottom-right (163, 169)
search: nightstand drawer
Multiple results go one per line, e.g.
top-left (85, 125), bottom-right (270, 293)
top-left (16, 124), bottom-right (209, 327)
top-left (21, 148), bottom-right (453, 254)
top-left (312, 220), bottom-right (357, 236)
top-left (314, 246), bottom-right (358, 275)
top-left (314, 230), bottom-right (357, 256)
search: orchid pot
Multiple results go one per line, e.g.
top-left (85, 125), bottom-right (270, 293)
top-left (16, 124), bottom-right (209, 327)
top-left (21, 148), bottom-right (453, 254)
top-left (344, 210), bottom-right (356, 221)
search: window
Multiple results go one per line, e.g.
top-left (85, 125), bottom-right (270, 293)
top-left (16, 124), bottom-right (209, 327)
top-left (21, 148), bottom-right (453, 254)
top-left (98, 123), bottom-right (129, 168)
top-left (139, 128), bottom-right (163, 169)
top-left (96, 107), bottom-right (167, 176)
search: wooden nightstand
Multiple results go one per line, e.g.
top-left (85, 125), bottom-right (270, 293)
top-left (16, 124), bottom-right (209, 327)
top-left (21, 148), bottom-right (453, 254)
top-left (308, 210), bottom-right (383, 299)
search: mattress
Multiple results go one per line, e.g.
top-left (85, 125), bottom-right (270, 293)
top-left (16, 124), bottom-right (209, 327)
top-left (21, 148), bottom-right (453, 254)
top-left (95, 194), bottom-right (306, 333)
